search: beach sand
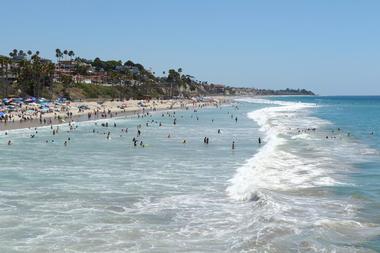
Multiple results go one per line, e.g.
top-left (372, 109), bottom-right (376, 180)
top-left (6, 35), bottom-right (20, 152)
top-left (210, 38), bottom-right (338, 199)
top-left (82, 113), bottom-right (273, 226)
top-left (0, 97), bottom-right (231, 131)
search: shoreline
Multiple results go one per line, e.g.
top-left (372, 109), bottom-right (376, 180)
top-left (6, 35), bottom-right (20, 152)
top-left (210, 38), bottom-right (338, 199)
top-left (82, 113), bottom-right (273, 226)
top-left (0, 96), bottom-right (232, 132)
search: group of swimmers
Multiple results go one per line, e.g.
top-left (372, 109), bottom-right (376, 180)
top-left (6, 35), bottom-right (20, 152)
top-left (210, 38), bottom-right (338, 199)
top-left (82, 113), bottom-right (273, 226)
top-left (2, 102), bottom-right (267, 151)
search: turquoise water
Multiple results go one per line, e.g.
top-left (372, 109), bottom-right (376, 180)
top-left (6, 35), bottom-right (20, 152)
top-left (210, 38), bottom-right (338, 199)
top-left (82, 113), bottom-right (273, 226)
top-left (0, 97), bottom-right (379, 252)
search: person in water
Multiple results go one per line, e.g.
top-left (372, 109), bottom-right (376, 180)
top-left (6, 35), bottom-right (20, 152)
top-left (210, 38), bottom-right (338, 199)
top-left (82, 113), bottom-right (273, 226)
top-left (258, 137), bottom-right (261, 144)
top-left (232, 141), bottom-right (235, 150)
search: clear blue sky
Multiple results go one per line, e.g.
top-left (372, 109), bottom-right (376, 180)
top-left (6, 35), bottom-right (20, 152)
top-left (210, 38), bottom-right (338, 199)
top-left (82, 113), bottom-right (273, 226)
top-left (1, 0), bottom-right (379, 95)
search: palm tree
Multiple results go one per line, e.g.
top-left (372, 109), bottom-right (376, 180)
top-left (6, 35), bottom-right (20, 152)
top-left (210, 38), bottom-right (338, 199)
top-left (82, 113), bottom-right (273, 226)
top-left (55, 48), bottom-right (62, 63)
top-left (63, 50), bottom-right (68, 60)
top-left (27, 50), bottom-right (33, 60)
top-left (9, 49), bottom-right (18, 58)
top-left (68, 50), bottom-right (75, 60)
top-left (18, 50), bottom-right (26, 58)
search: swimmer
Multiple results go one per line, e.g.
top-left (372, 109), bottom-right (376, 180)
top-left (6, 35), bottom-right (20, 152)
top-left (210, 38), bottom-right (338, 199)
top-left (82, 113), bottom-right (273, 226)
top-left (7, 140), bottom-right (12, 145)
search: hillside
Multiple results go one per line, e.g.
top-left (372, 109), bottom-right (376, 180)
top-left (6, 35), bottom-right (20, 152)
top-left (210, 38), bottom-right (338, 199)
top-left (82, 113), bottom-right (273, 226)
top-left (0, 50), bottom-right (314, 100)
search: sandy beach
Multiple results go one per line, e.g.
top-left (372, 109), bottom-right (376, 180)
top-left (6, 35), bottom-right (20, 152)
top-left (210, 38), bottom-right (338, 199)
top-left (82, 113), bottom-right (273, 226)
top-left (0, 96), bottom-right (231, 131)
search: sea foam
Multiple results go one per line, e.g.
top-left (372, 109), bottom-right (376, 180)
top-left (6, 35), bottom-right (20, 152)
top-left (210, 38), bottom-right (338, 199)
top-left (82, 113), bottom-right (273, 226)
top-left (227, 98), bottom-right (332, 201)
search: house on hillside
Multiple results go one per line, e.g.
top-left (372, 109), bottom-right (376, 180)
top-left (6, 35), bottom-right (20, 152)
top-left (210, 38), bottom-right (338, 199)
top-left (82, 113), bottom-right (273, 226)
top-left (213, 84), bottom-right (225, 93)
top-left (115, 65), bottom-right (140, 75)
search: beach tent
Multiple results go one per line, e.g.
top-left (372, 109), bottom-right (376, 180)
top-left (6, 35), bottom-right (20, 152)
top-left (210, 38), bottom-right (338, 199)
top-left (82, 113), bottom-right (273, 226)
top-left (25, 97), bottom-right (36, 103)
top-left (2, 98), bottom-right (10, 105)
top-left (13, 98), bottom-right (24, 104)
top-left (7, 105), bottom-right (16, 111)
top-left (38, 98), bottom-right (49, 104)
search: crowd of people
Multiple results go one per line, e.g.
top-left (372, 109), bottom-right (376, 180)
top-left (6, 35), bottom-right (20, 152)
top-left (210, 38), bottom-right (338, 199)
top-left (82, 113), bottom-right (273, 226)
top-left (2, 100), bottom-right (252, 150)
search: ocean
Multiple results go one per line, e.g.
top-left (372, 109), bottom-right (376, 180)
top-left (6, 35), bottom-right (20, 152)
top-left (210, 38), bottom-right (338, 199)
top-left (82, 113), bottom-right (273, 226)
top-left (0, 96), bottom-right (379, 252)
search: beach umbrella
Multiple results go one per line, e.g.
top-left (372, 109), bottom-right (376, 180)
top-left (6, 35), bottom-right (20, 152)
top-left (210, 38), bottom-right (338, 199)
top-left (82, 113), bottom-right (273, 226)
top-left (7, 105), bottom-right (16, 111)
top-left (26, 109), bottom-right (36, 114)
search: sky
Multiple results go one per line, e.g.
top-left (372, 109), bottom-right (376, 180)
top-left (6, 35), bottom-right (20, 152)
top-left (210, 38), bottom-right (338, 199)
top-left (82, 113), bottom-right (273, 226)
top-left (1, 0), bottom-right (380, 95)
